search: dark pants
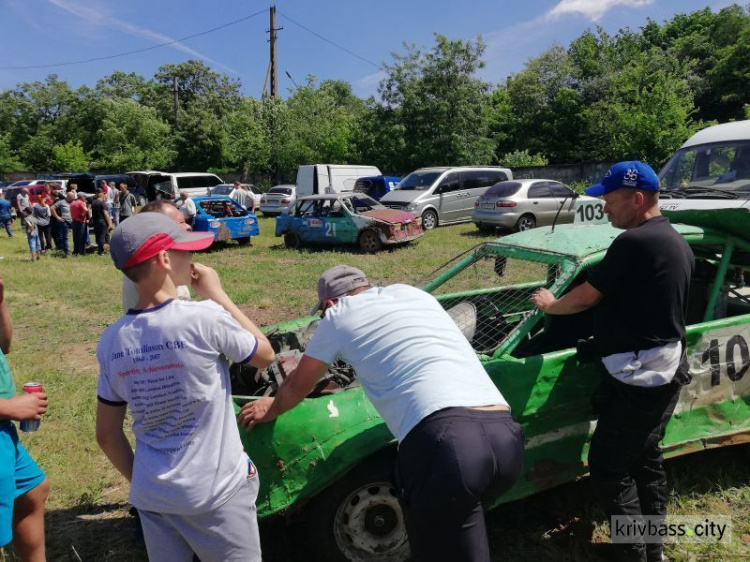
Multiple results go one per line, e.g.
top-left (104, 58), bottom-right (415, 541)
top-left (0, 217), bottom-right (12, 237)
top-left (394, 408), bottom-right (524, 562)
top-left (72, 221), bottom-right (87, 255)
top-left (38, 223), bottom-right (52, 251)
top-left (93, 222), bottom-right (109, 254)
top-left (589, 367), bottom-right (684, 562)
top-left (56, 220), bottom-right (70, 254)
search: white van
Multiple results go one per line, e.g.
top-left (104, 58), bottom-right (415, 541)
top-left (127, 171), bottom-right (223, 201)
top-left (659, 120), bottom-right (750, 197)
top-left (295, 165), bottom-right (381, 198)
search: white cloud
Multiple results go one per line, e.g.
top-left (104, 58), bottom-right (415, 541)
top-left (46, 0), bottom-right (238, 74)
top-left (548, 0), bottom-right (655, 22)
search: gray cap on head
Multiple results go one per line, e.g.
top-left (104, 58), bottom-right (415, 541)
top-left (312, 264), bottom-right (370, 315)
top-left (110, 212), bottom-right (214, 271)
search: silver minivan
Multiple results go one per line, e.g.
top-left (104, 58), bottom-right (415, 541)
top-left (379, 166), bottom-right (512, 229)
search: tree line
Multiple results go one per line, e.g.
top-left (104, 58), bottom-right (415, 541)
top-left (1, 4), bottom-right (749, 186)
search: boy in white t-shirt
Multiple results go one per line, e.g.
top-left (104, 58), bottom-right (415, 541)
top-left (95, 213), bottom-right (274, 562)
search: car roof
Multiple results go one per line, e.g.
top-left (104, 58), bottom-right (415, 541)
top-left (681, 120), bottom-right (750, 149)
top-left (493, 221), bottom-right (706, 260)
top-left (296, 193), bottom-right (364, 201)
top-left (192, 195), bottom-right (233, 203)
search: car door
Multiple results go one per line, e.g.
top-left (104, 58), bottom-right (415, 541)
top-left (319, 200), bottom-right (356, 244)
top-left (433, 172), bottom-right (463, 223)
top-left (526, 182), bottom-right (559, 226)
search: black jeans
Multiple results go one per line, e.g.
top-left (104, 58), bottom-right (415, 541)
top-left (394, 408), bottom-right (524, 562)
top-left (589, 367), bottom-right (684, 562)
top-left (93, 222), bottom-right (109, 254)
top-left (38, 223), bottom-right (52, 251)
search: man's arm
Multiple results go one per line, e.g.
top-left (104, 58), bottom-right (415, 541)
top-left (96, 402), bottom-right (134, 482)
top-left (530, 282), bottom-right (603, 315)
top-left (238, 354), bottom-right (330, 429)
top-left (189, 263), bottom-right (275, 368)
top-left (0, 274), bottom-right (11, 353)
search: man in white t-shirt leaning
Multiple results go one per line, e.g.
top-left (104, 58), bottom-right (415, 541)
top-left (240, 265), bottom-right (524, 562)
top-left (96, 213), bottom-right (274, 562)
top-left (177, 191), bottom-right (196, 227)
top-left (229, 181), bottom-right (254, 211)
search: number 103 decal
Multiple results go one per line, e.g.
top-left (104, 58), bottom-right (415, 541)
top-left (574, 200), bottom-right (606, 224)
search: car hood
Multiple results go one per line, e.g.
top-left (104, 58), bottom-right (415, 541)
top-left (379, 190), bottom-right (422, 204)
top-left (359, 209), bottom-right (418, 224)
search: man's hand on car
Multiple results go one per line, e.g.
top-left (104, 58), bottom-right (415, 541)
top-left (238, 397), bottom-right (276, 430)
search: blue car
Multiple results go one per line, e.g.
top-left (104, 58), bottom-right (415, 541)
top-left (191, 195), bottom-right (259, 245)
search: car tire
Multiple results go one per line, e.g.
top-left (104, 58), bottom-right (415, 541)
top-left (236, 237), bottom-right (251, 246)
top-left (284, 232), bottom-right (302, 249)
top-left (303, 452), bottom-right (409, 562)
top-left (515, 214), bottom-right (536, 232)
top-left (359, 230), bottom-right (382, 253)
top-left (421, 209), bottom-right (438, 230)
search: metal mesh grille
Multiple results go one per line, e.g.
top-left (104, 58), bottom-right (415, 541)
top-left (424, 246), bottom-right (575, 355)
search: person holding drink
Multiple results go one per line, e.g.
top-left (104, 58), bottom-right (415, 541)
top-left (0, 273), bottom-right (49, 561)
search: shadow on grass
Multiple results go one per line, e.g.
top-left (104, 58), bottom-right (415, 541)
top-left (269, 241), bottom-right (417, 256)
top-left (31, 446), bottom-right (750, 562)
top-left (460, 228), bottom-right (508, 239)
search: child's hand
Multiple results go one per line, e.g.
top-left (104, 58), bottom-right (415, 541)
top-left (7, 393), bottom-right (48, 421)
top-left (190, 263), bottom-right (225, 300)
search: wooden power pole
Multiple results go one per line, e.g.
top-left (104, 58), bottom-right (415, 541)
top-left (269, 5), bottom-right (281, 98)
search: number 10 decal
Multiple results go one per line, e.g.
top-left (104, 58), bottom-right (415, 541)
top-left (701, 335), bottom-right (750, 386)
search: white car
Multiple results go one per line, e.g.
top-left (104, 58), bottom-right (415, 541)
top-left (259, 185), bottom-right (296, 216)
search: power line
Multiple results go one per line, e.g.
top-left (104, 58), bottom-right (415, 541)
top-left (278, 10), bottom-right (379, 69)
top-left (0, 9), bottom-right (269, 70)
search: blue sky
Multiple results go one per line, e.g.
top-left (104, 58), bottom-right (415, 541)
top-left (0, 0), bottom-right (736, 98)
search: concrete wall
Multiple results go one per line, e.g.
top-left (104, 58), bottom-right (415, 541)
top-left (513, 161), bottom-right (616, 185)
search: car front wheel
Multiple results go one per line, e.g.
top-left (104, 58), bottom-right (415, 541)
top-left (304, 454), bottom-right (410, 562)
top-left (421, 210), bottom-right (438, 230)
top-left (515, 214), bottom-right (536, 232)
top-left (359, 230), bottom-right (382, 253)
top-left (284, 232), bottom-right (302, 249)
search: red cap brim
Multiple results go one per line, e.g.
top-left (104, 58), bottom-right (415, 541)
top-left (122, 232), bottom-right (214, 269)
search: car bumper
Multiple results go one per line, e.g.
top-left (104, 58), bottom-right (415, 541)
top-left (472, 209), bottom-right (520, 229)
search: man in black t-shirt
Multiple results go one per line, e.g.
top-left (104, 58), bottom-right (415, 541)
top-left (91, 189), bottom-right (114, 255)
top-left (531, 161), bottom-right (694, 562)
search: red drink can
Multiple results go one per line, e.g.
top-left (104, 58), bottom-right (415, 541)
top-left (19, 382), bottom-right (43, 432)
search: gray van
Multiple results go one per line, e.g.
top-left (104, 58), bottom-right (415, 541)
top-left (379, 166), bottom-right (512, 229)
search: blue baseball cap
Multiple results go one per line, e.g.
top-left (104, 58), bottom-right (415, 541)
top-left (584, 161), bottom-right (659, 197)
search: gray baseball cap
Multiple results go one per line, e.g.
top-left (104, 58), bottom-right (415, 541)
top-left (312, 264), bottom-right (371, 315)
top-left (110, 212), bottom-right (214, 270)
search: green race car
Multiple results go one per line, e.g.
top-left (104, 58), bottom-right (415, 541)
top-left (233, 209), bottom-right (750, 562)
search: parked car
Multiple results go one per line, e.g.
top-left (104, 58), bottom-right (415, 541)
top-left (191, 195), bottom-right (259, 245)
top-left (127, 171), bottom-right (223, 201)
top-left (472, 179), bottom-right (593, 232)
top-left (275, 193), bottom-right (423, 252)
top-left (259, 185), bottom-right (296, 216)
top-left (352, 175), bottom-right (402, 200)
top-left (207, 183), bottom-right (262, 209)
top-left (380, 166), bottom-right (512, 230)
top-left (230, 209), bottom-right (750, 561)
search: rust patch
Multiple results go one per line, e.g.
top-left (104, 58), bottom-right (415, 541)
top-left (276, 459), bottom-right (286, 473)
top-left (703, 431), bottom-right (750, 448)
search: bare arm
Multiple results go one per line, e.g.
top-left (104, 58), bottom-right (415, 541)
top-left (238, 354), bottom-right (329, 429)
top-left (0, 275), bottom-right (11, 353)
top-left (530, 282), bottom-right (603, 315)
top-left (96, 402), bottom-right (134, 482)
top-left (189, 263), bottom-right (275, 368)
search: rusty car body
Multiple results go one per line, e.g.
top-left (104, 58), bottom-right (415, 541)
top-left (275, 193), bottom-right (424, 252)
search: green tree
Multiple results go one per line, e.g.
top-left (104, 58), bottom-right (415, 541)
top-left (93, 98), bottom-right (175, 170)
top-left (51, 141), bottom-right (89, 171)
top-left (0, 133), bottom-right (21, 175)
top-left (378, 34), bottom-right (494, 170)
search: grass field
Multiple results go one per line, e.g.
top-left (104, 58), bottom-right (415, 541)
top-left (1, 216), bottom-right (748, 561)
